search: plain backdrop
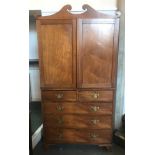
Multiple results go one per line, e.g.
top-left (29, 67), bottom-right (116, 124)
top-left (0, 0), bottom-right (155, 155)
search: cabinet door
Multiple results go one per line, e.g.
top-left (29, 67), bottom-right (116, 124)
top-left (77, 19), bottom-right (118, 88)
top-left (37, 19), bottom-right (76, 89)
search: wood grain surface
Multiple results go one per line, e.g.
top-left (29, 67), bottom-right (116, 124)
top-left (36, 4), bottom-right (120, 148)
top-left (43, 102), bottom-right (112, 115)
top-left (45, 128), bottom-right (112, 144)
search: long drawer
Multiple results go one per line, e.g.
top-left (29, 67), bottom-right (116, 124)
top-left (44, 114), bottom-right (112, 129)
top-left (42, 90), bottom-right (77, 102)
top-left (45, 128), bottom-right (112, 144)
top-left (78, 90), bottom-right (113, 102)
top-left (44, 102), bottom-right (112, 115)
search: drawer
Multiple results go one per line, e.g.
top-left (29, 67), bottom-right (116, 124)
top-left (44, 102), bottom-right (112, 115)
top-left (78, 91), bottom-right (113, 102)
top-left (45, 128), bottom-right (112, 144)
top-left (42, 91), bottom-right (77, 101)
top-left (44, 114), bottom-right (112, 129)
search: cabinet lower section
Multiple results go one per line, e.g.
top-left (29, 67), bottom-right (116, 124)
top-left (44, 128), bottom-right (112, 144)
top-left (41, 89), bottom-right (114, 147)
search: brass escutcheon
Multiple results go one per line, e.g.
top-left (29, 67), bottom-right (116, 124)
top-left (56, 93), bottom-right (63, 99)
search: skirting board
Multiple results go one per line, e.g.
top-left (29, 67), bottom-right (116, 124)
top-left (32, 124), bottom-right (43, 149)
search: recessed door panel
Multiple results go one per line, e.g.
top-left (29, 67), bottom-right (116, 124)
top-left (37, 20), bottom-right (76, 88)
top-left (77, 19), bottom-right (116, 88)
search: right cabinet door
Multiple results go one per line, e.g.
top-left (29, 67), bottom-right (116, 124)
top-left (77, 19), bottom-right (118, 88)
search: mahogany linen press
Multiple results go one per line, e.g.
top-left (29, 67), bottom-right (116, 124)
top-left (36, 4), bottom-right (120, 150)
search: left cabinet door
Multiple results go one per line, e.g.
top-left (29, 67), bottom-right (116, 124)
top-left (37, 19), bottom-right (76, 89)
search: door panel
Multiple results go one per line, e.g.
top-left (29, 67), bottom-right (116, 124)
top-left (37, 20), bottom-right (76, 88)
top-left (77, 19), bottom-right (115, 88)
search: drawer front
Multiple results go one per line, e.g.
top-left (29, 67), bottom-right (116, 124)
top-left (78, 91), bottom-right (113, 102)
top-left (42, 91), bottom-right (77, 101)
top-left (45, 128), bottom-right (112, 144)
top-left (44, 114), bottom-right (112, 129)
top-left (44, 102), bottom-right (112, 115)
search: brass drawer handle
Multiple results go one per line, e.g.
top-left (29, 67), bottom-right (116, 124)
top-left (92, 92), bottom-right (99, 99)
top-left (56, 105), bottom-right (64, 111)
top-left (90, 106), bottom-right (100, 112)
top-left (57, 118), bottom-right (64, 124)
top-left (90, 133), bottom-right (98, 140)
top-left (56, 93), bottom-right (64, 99)
top-left (90, 119), bottom-right (100, 125)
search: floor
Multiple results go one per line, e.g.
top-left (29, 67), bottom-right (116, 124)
top-left (33, 141), bottom-right (125, 155)
top-left (30, 102), bottom-right (42, 135)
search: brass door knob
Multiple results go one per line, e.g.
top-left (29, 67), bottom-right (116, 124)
top-left (56, 93), bottom-right (63, 99)
top-left (92, 92), bottom-right (99, 99)
top-left (90, 106), bottom-right (100, 112)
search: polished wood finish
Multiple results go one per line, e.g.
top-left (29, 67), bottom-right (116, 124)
top-left (36, 4), bottom-right (120, 149)
top-left (42, 90), bottom-right (77, 102)
top-left (37, 19), bottom-right (76, 88)
top-left (78, 90), bottom-right (113, 102)
top-left (77, 19), bottom-right (115, 88)
top-left (44, 102), bottom-right (112, 115)
top-left (45, 128), bottom-right (112, 144)
top-left (44, 114), bottom-right (112, 129)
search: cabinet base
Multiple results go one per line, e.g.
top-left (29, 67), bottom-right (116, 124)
top-left (43, 142), bottom-right (112, 151)
top-left (99, 144), bottom-right (112, 151)
top-left (43, 143), bottom-right (49, 151)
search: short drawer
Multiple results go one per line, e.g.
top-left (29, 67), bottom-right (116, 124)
top-left (42, 91), bottom-right (77, 102)
top-left (45, 128), bottom-right (112, 144)
top-left (44, 114), bottom-right (112, 129)
top-left (78, 90), bottom-right (113, 102)
top-left (44, 102), bottom-right (112, 115)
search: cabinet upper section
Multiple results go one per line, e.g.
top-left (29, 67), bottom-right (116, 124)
top-left (36, 5), bottom-right (120, 89)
